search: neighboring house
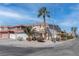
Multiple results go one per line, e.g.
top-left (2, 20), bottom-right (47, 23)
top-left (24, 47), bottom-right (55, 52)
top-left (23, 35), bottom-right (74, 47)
top-left (32, 24), bottom-right (45, 33)
top-left (0, 24), bottom-right (62, 40)
top-left (0, 25), bottom-right (28, 40)
top-left (48, 24), bottom-right (62, 38)
top-left (32, 24), bottom-right (62, 40)
top-left (47, 24), bottom-right (62, 41)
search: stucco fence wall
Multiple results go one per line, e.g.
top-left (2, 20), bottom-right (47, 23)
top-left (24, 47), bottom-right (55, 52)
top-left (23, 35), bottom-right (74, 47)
top-left (10, 33), bottom-right (28, 40)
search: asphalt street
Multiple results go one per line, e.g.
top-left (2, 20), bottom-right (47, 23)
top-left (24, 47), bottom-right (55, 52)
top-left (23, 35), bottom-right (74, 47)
top-left (0, 39), bottom-right (78, 56)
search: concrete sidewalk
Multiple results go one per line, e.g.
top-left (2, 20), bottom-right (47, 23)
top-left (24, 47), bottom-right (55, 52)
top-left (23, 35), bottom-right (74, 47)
top-left (0, 39), bottom-right (76, 48)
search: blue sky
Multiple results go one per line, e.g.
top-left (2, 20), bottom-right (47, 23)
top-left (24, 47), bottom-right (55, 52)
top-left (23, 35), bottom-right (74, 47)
top-left (0, 3), bottom-right (79, 32)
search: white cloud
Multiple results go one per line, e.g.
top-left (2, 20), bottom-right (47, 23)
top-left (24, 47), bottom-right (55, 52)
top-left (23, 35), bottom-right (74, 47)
top-left (59, 10), bottom-right (79, 27)
top-left (70, 4), bottom-right (79, 10)
top-left (58, 4), bottom-right (79, 27)
top-left (2, 3), bottom-right (11, 6)
top-left (0, 10), bottom-right (24, 19)
top-left (59, 20), bottom-right (78, 27)
top-left (0, 4), bottom-right (43, 23)
top-left (0, 10), bottom-right (42, 22)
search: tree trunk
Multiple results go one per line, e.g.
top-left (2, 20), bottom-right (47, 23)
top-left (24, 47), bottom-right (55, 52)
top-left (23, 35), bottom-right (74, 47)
top-left (27, 35), bottom-right (32, 41)
top-left (43, 16), bottom-right (46, 40)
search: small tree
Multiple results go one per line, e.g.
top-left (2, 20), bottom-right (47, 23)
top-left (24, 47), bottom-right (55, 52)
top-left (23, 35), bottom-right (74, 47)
top-left (22, 26), bottom-right (34, 41)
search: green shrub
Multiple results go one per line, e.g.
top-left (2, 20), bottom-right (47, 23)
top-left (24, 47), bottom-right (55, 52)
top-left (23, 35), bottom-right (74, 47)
top-left (17, 37), bottom-right (23, 41)
top-left (67, 35), bottom-right (74, 39)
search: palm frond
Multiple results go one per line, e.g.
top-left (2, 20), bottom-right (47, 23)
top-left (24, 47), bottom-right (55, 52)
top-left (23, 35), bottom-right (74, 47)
top-left (22, 26), bottom-right (33, 36)
top-left (38, 13), bottom-right (42, 17)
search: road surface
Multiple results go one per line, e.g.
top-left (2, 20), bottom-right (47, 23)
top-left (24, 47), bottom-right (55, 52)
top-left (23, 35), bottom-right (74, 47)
top-left (0, 38), bottom-right (78, 56)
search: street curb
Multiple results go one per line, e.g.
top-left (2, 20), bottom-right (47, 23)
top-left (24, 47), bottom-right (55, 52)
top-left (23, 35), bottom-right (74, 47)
top-left (47, 39), bottom-right (76, 48)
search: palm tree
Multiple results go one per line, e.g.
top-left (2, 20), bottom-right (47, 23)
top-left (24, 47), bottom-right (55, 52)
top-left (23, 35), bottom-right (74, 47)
top-left (38, 7), bottom-right (50, 39)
